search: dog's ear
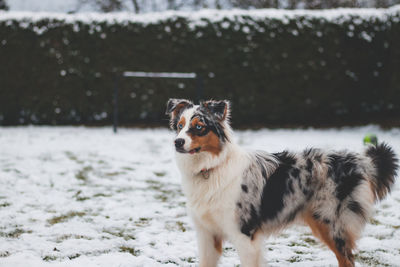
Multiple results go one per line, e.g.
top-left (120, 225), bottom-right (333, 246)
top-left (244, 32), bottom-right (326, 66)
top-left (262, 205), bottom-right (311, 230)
top-left (201, 100), bottom-right (230, 121)
top-left (165, 98), bottom-right (193, 129)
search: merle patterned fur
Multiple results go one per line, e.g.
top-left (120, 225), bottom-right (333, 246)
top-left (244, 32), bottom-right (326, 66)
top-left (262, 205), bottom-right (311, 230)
top-left (237, 144), bottom-right (398, 253)
top-left (189, 101), bottom-right (229, 142)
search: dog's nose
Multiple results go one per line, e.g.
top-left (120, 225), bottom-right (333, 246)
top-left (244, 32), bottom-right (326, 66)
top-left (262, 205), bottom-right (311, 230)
top-left (175, 138), bottom-right (185, 148)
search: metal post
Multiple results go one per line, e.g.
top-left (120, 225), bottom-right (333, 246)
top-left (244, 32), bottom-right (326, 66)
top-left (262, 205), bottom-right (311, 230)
top-left (113, 72), bottom-right (119, 133)
top-left (196, 74), bottom-right (204, 103)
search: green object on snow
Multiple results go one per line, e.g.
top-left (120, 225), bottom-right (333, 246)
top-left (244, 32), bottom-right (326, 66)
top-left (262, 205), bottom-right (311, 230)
top-left (363, 134), bottom-right (378, 146)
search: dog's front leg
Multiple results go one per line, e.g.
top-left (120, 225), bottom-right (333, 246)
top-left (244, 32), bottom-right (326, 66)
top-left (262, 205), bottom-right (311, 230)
top-left (194, 221), bottom-right (222, 267)
top-left (231, 232), bottom-right (265, 267)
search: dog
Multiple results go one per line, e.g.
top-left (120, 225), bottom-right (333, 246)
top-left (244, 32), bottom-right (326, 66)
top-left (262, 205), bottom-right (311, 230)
top-left (166, 98), bottom-right (398, 267)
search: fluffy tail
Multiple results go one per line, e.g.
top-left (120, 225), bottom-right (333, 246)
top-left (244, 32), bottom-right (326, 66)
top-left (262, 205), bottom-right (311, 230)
top-left (365, 143), bottom-right (399, 201)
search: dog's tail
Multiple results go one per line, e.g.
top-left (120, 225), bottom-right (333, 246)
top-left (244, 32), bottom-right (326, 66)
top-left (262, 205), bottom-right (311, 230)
top-left (365, 143), bottom-right (399, 202)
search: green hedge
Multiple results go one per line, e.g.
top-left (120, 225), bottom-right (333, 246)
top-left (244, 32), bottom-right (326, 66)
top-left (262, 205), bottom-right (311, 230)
top-left (0, 8), bottom-right (399, 126)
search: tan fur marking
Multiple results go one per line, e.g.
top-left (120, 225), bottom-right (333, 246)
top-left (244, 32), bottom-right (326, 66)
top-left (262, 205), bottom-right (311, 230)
top-left (173, 103), bottom-right (187, 117)
top-left (189, 130), bottom-right (222, 156)
top-left (187, 116), bottom-right (221, 155)
top-left (191, 117), bottom-right (205, 128)
top-left (304, 213), bottom-right (355, 267)
top-left (201, 212), bottom-right (223, 255)
top-left (213, 236), bottom-right (222, 254)
top-left (177, 117), bottom-right (185, 132)
top-left (251, 229), bottom-right (263, 242)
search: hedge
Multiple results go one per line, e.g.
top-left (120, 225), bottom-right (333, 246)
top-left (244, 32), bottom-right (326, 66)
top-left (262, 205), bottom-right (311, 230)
top-left (0, 7), bottom-right (399, 126)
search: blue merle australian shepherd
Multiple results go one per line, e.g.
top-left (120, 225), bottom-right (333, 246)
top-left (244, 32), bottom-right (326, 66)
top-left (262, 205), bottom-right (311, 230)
top-left (166, 98), bottom-right (398, 267)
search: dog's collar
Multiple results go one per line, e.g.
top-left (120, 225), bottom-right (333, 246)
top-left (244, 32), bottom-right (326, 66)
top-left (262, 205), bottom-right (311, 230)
top-left (199, 168), bottom-right (212, 179)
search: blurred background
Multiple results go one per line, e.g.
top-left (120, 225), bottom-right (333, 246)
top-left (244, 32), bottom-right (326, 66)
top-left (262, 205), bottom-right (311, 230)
top-left (1, 0), bottom-right (399, 128)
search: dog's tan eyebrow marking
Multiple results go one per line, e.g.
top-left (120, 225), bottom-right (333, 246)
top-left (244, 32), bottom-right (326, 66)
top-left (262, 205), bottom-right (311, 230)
top-left (190, 117), bottom-right (205, 128)
top-left (177, 117), bottom-right (186, 131)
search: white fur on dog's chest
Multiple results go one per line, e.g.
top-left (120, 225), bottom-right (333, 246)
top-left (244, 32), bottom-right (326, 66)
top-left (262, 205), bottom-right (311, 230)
top-left (183, 174), bottom-right (240, 234)
top-left (176, 144), bottom-right (250, 235)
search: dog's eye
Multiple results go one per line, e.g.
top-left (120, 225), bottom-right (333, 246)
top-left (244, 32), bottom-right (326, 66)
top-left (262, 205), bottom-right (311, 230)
top-left (178, 123), bottom-right (183, 129)
top-left (196, 125), bottom-right (203, 130)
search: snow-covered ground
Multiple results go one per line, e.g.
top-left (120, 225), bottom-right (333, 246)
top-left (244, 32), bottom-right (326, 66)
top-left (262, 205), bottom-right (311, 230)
top-left (0, 126), bottom-right (399, 267)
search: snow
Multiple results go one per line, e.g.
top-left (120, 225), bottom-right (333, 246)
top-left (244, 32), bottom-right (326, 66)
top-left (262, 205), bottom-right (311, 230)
top-left (1, 5), bottom-right (400, 36)
top-left (7, 0), bottom-right (81, 13)
top-left (0, 126), bottom-right (399, 266)
top-left (7, 0), bottom-right (234, 13)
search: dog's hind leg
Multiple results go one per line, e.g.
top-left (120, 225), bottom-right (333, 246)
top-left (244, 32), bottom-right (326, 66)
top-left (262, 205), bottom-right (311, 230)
top-left (304, 214), bottom-right (355, 267)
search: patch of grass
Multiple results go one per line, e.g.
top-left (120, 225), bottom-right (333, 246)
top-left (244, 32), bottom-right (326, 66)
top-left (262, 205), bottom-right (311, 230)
top-left (288, 241), bottom-right (307, 247)
top-left (356, 254), bottom-right (390, 267)
top-left (47, 211), bottom-right (86, 225)
top-left (181, 257), bottom-right (195, 263)
top-left (165, 221), bottom-right (186, 232)
top-left (75, 166), bottom-right (93, 181)
top-left (73, 190), bottom-right (92, 201)
top-left (146, 180), bottom-right (178, 203)
top-left (56, 234), bottom-right (93, 243)
top-left (159, 260), bottom-right (179, 265)
top-left (43, 255), bottom-right (58, 261)
top-left (68, 253), bottom-right (81, 260)
top-left (2, 168), bottom-right (21, 174)
top-left (122, 167), bottom-right (135, 171)
top-left (370, 218), bottom-right (381, 225)
top-left (279, 233), bottom-right (290, 238)
top-left (155, 194), bottom-right (168, 202)
top-left (176, 221), bottom-right (186, 232)
top-left (115, 187), bottom-right (135, 193)
top-left (119, 246), bottom-right (140, 256)
top-left (76, 196), bottom-right (90, 201)
top-left (135, 217), bottom-right (151, 227)
top-left (0, 228), bottom-right (32, 238)
top-left (104, 171), bottom-right (125, 177)
top-left (369, 218), bottom-right (400, 230)
top-left (154, 171), bottom-right (166, 177)
top-left (288, 256), bottom-right (302, 263)
top-left (303, 237), bottom-right (318, 246)
top-left (102, 229), bottom-right (135, 241)
top-left (0, 202), bottom-right (11, 208)
top-left (65, 151), bottom-right (84, 164)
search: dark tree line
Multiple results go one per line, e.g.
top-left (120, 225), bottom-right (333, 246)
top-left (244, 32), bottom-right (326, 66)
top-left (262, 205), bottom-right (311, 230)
top-left (0, 0), bottom-right (9, 11)
top-left (88, 0), bottom-right (400, 11)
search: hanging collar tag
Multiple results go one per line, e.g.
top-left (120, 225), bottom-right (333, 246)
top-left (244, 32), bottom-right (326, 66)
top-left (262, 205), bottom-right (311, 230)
top-left (199, 168), bottom-right (211, 179)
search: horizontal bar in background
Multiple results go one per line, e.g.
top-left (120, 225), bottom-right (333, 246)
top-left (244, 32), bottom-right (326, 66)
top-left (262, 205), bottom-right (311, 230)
top-left (123, 71), bottom-right (197, 79)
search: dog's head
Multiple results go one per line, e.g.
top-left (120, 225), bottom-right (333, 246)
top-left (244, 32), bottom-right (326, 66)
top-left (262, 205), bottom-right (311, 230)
top-left (166, 98), bottom-right (231, 156)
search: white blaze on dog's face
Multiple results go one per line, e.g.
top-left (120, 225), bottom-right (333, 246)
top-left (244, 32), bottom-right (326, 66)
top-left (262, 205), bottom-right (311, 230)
top-left (166, 98), bottom-right (230, 156)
